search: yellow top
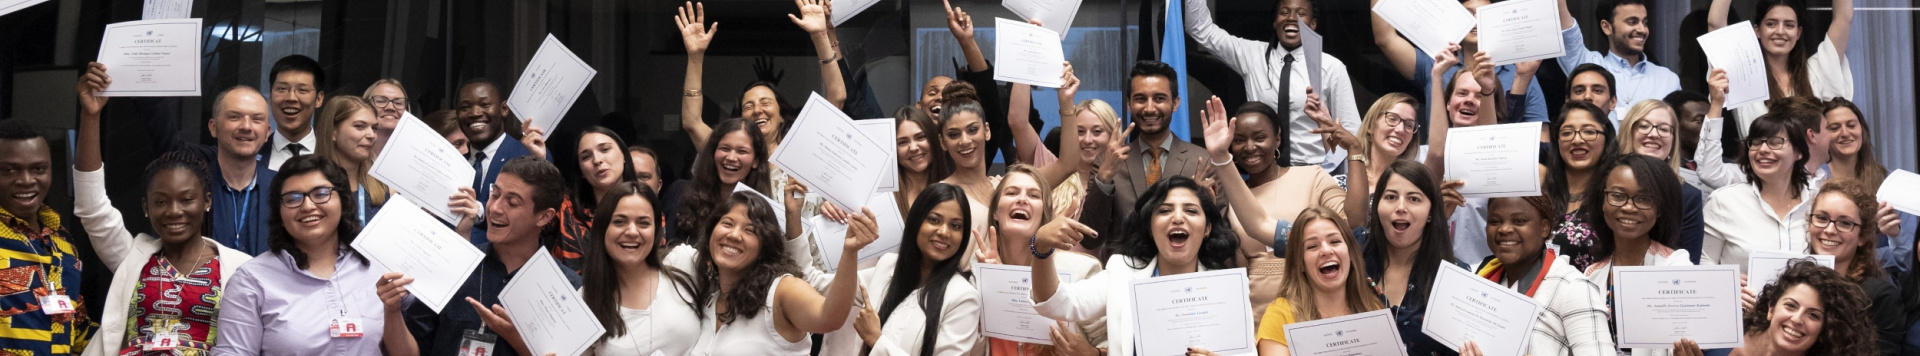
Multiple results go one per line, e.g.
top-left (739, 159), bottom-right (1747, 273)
top-left (1254, 298), bottom-right (1299, 345)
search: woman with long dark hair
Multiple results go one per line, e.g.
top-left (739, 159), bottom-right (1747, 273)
top-left (1363, 160), bottom-right (1461, 356)
top-left (1708, 0), bottom-right (1854, 129)
top-left (554, 126), bottom-right (640, 270)
top-left (823, 184), bottom-right (980, 355)
top-left (577, 182), bottom-right (699, 355)
top-left (891, 106), bottom-right (953, 213)
top-left (1545, 101), bottom-right (1623, 270)
top-left (664, 118), bottom-right (769, 246)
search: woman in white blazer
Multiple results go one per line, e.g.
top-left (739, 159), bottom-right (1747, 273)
top-left (578, 182), bottom-right (702, 355)
top-left (1028, 174), bottom-right (1243, 356)
top-left (72, 75), bottom-right (253, 355)
top-left (833, 184), bottom-right (982, 356)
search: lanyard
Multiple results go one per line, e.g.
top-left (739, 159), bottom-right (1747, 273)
top-left (228, 181), bottom-right (256, 246)
top-left (356, 189), bottom-right (369, 226)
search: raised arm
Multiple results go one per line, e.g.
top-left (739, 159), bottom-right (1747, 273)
top-left (1708, 0), bottom-right (1731, 30)
top-left (777, 208), bottom-right (879, 333)
top-left (74, 63), bottom-right (134, 268)
top-left (1183, 0), bottom-right (1262, 75)
top-left (678, 2), bottom-right (718, 148)
top-left (1033, 64), bottom-right (1086, 192)
top-left (1200, 96), bottom-right (1280, 246)
top-left (1423, 45), bottom-right (1462, 176)
top-left (1009, 82), bottom-right (1042, 164)
top-left (791, 0), bottom-right (846, 108)
top-left (1370, 0), bottom-right (1420, 79)
top-left (1827, 0), bottom-right (1852, 55)
top-left (944, 0), bottom-right (989, 73)
top-left (1558, 0), bottom-right (1575, 31)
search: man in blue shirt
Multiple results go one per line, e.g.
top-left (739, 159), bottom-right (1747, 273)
top-left (1555, 0), bottom-right (1681, 124)
top-left (140, 80), bottom-right (278, 255)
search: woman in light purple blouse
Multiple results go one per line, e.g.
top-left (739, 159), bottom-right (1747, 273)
top-left (213, 155), bottom-right (388, 355)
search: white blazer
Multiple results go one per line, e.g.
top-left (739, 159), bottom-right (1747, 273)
top-left (821, 253), bottom-right (981, 355)
top-left (1029, 256), bottom-right (1252, 356)
top-left (72, 168), bottom-right (252, 356)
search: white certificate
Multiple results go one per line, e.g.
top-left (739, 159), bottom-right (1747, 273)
top-left (830, 0), bottom-right (881, 26)
top-left (1746, 251), bottom-right (1834, 294)
top-left (975, 263), bottom-right (1077, 344)
top-left (350, 195), bottom-right (485, 313)
top-left (1003, 0), bottom-right (1081, 39)
top-left (992, 18), bottom-right (1066, 88)
top-left (1877, 170), bottom-right (1920, 216)
top-left (1300, 24), bottom-right (1325, 90)
top-left (0, 0), bottom-right (48, 17)
top-left (142, 0), bottom-right (191, 19)
top-left (1443, 122), bottom-right (1543, 198)
top-left (1422, 263), bottom-right (1542, 356)
top-left (500, 248), bottom-right (604, 356)
top-left (1475, 0), bottom-right (1564, 65)
top-left (508, 34), bottom-right (597, 134)
top-left (769, 92), bottom-right (890, 213)
top-left (370, 113), bottom-right (475, 223)
top-left (733, 183), bottom-right (785, 229)
top-left (1129, 268), bottom-right (1256, 356)
top-left (857, 119), bottom-right (899, 193)
top-left (1611, 265), bottom-right (1745, 349)
top-left (1372, 0), bottom-right (1476, 60)
top-left (96, 19), bottom-right (203, 97)
top-left (1282, 309), bottom-right (1410, 356)
top-left (1697, 22), bottom-right (1770, 110)
top-left (811, 193), bottom-right (906, 273)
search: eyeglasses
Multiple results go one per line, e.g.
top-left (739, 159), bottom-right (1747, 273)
top-left (1632, 122), bottom-right (1673, 136)
top-left (280, 187), bottom-right (336, 208)
top-left (1378, 114), bottom-right (1411, 129)
top-left (1604, 191), bottom-right (1657, 210)
top-left (1747, 136), bottom-right (1788, 150)
top-left (1558, 129), bottom-right (1605, 141)
top-left (370, 96), bottom-right (407, 109)
top-left (1809, 213), bottom-right (1860, 233)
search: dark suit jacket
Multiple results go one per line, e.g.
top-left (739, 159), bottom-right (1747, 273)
top-left (1080, 135), bottom-right (1207, 257)
top-left (1680, 184), bottom-right (1705, 264)
top-left (468, 135), bottom-right (533, 244)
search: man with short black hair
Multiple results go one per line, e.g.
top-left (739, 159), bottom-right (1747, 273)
top-left (1078, 60), bottom-right (1211, 253)
top-left (265, 55), bottom-right (326, 171)
top-left (458, 78), bottom-right (539, 244)
top-left (0, 120), bottom-right (95, 353)
top-left (1662, 90), bottom-right (1715, 194)
top-left (1556, 0), bottom-right (1680, 122)
top-left (1566, 63), bottom-right (1620, 125)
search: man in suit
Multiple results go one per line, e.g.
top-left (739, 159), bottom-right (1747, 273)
top-left (1081, 60), bottom-right (1209, 257)
top-left (459, 78), bottom-right (536, 244)
top-left (262, 55), bottom-right (326, 171)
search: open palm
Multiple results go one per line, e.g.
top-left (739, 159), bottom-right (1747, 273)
top-left (676, 2), bottom-right (717, 55)
top-left (789, 0), bottom-right (831, 34)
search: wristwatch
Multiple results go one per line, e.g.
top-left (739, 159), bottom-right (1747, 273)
top-left (1348, 154), bottom-right (1367, 164)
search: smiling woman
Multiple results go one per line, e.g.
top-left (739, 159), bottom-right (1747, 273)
top-left (313, 95), bottom-right (390, 226)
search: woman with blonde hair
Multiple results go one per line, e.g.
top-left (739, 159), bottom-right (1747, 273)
top-left (312, 95), bottom-right (391, 225)
top-left (1254, 207), bottom-right (1386, 356)
top-left (1007, 75), bottom-right (1119, 224)
top-left (1615, 99), bottom-right (1706, 263)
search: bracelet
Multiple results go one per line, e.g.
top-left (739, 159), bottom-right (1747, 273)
top-left (819, 51), bottom-right (841, 64)
top-left (684, 89), bottom-right (702, 97)
top-left (1348, 154), bottom-right (1367, 163)
top-left (1030, 234), bottom-right (1054, 259)
top-left (1060, 109), bottom-right (1079, 117)
top-left (1478, 89), bottom-right (1497, 97)
top-left (1209, 153), bottom-right (1233, 166)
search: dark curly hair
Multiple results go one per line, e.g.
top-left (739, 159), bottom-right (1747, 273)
top-left (691, 191), bottom-right (800, 325)
top-left (267, 155), bottom-right (366, 269)
top-left (1115, 176), bottom-right (1240, 271)
top-left (582, 182), bottom-right (696, 339)
top-left (677, 118), bottom-right (772, 240)
top-left (1744, 260), bottom-right (1877, 355)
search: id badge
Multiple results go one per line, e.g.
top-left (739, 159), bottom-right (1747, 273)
top-left (329, 316), bottom-right (365, 338)
top-left (145, 332), bottom-right (179, 351)
top-left (39, 295), bottom-right (74, 315)
top-left (459, 329), bottom-right (498, 356)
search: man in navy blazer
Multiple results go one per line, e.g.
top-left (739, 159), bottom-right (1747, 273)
top-left (458, 79), bottom-right (535, 244)
top-left (135, 82), bottom-right (278, 255)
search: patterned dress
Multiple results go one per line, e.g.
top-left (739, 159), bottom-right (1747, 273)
top-left (119, 255), bottom-right (222, 355)
top-left (1551, 210), bottom-right (1600, 271)
top-left (0, 206), bottom-right (97, 355)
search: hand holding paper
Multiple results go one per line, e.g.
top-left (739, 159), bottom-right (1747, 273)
top-left (767, 92), bottom-right (890, 213)
top-left (370, 115), bottom-right (476, 223)
top-left (96, 19), bottom-right (203, 97)
top-left (1878, 170), bottom-right (1920, 215)
top-left (1003, 0), bottom-right (1081, 38)
top-left (1697, 22), bottom-right (1769, 109)
top-left (499, 248), bottom-right (604, 356)
top-left (508, 34), bottom-right (596, 134)
top-left (1443, 122), bottom-right (1544, 198)
top-left (1475, 0), bottom-right (1565, 64)
top-left (992, 18), bottom-right (1067, 88)
top-left (351, 196), bottom-right (486, 313)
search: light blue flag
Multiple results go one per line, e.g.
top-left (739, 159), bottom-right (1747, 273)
top-left (1158, 0), bottom-right (1190, 142)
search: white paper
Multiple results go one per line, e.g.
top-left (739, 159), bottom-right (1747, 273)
top-left (1282, 309), bottom-right (1410, 356)
top-left (96, 19), bottom-right (204, 97)
top-left (350, 196), bottom-right (485, 313)
top-left (1128, 268), bottom-right (1256, 356)
top-left (1421, 263), bottom-right (1542, 356)
top-left (1611, 265), bottom-right (1745, 349)
top-left (370, 113), bottom-right (476, 223)
top-left (768, 93), bottom-right (890, 213)
top-left (1475, 0), bottom-right (1565, 65)
top-left (0, 0), bottom-right (49, 17)
top-left (1697, 22), bottom-right (1770, 110)
top-left (811, 193), bottom-right (906, 273)
top-left (499, 247), bottom-right (604, 356)
top-left (1745, 251), bottom-right (1834, 294)
top-left (830, 0), bottom-right (882, 26)
top-left (507, 34), bottom-right (597, 134)
top-left (975, 263), bottom-right (1077, 345)
top-left (1443, 122), bottom-right (1543, 198)
top-left (1300, 25), bottom-right (1325, 90)
top-left (733, 183), bottom-right (785, 229)
top-left (1372, 0), bottom-right (1476, 60)
top-left (1003, 0), bottom-right (1081, 39)
top-left (991, 18), bottom-right (1067, 88)
top-left (1877, 170), bottom-right (1920, 215)
top-left (857, 119), bottom-right (899, 193)
top-left (142, 0), bottom-right (191, 19)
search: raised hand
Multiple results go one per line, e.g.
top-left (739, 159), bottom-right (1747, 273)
top-left (1877, 202), bottom-right (1901, 238)
top-left (520, 118), bottom-right (548, 159)
top-left (1304, 87), bottom-right (1357, 152)
top-left (753, 54), bottom-right (786, 85)
top-left (376, 272), bottom-right (414, 314)
top-left (676, 2), bottom-right (718, 56)
top-left (1439, 180), bottom-right (1466, 219)
top-left (1200, 96), bottom-right (1234, 160)
top-left (782, 179), bottom-right (809, 214)
top-left (942, 0), bottom-right (975, 41)
top-left (448, 187), bottom-right (482, 238)
top-left (976, 226), bottom-right (1002, 265)
top-left (1515, 59), bottom-right (1542, 79)
top-left (843, 208), bottom-right (880, 251)
top-left (789, 0), bottom-right (831, 35)
top-left (78, 62), bottom-right (110, 117)
top-left (1431, 43), bottom-right (1461, 80)
top-left (1057, 62), bottom-right (1080, 108)
top-left (1096, 123), bottom-right (1135, 182)
top-left (1471, 52), bottom-right (1497, 93)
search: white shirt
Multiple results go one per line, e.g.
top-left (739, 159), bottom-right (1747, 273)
top-left (587, 272), bottom-right (701, 356)
top-left (1031, 256), bottom-right (1251, 356)
top-left (819, 254), bottom-right (981, 356)
top-left (474, 136), bottom-right (507, 174)
top-left (268, 128), bottom-right (317, 171)
top-left (1701, 182), bottom-right (1810, 271)
top-left (1727, 39), bottom-right (1854, 137)
top-left (1183, 0), bottom-right (1361, 167)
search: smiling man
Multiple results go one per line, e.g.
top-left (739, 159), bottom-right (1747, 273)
top-left (1186, 0), bottom-right (1362, 168)
top-left (458, 78), bottom-right (539, 243)
top-left (264, 55), bottom-right (326, 171)
top-left (1080, 60), bottom-right (1210, 247)
top-left (0, 120), bottom-right (95, 354)
top-left (1556, 0), bottom-right (1680, 124)
top-left (125, 63), bottom-right (280, 254)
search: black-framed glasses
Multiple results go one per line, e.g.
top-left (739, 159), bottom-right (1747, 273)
top-left (370, 96), bottom-right (407, 109)
top-left (1748, 136), bottom-right (1788, 150)
top-left (1604, 191), bottom-right (1657, 210)
top-left (280, 187), bottom-right (336, 208)
top-left (1809, 213), bottom-right (1860, 233)
top-left (1558, 129), bottom-right (1605, 141)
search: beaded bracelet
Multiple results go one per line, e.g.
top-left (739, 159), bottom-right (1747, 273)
top-left (1029, 234), bottom-right (1054, 259)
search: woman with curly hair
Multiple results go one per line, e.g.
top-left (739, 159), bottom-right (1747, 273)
top-left (1675, 260), bottom-right (1878, 356)
top-left (1802, 179), bottom-right (1904, 355)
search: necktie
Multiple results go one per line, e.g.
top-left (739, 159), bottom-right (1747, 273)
top-left (286, 142), bottom-right (306, 157)
top-left (1146, 147), bottom-right (1163, 184)
top-left (1277, 54), bottom-right (1295, 114)
top-left (471, 151), bottom-right (488, 189)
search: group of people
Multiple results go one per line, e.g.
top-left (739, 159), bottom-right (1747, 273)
top-left (1, 0), bottom-right (1911, 355)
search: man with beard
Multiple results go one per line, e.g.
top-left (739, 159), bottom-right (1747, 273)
top-left (263, 55), bottom-right (327, 171)
top-left (1556, 0), bottom-right (1680, 124)
top-left (458, 78), bottom-right (539, 244)
top-left (119, 58), bottom-right (279, 254)
top-left (1079, 60), bottom-right (1210, 254)
top-left (1186, 0), bottom-right (1361, 168)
